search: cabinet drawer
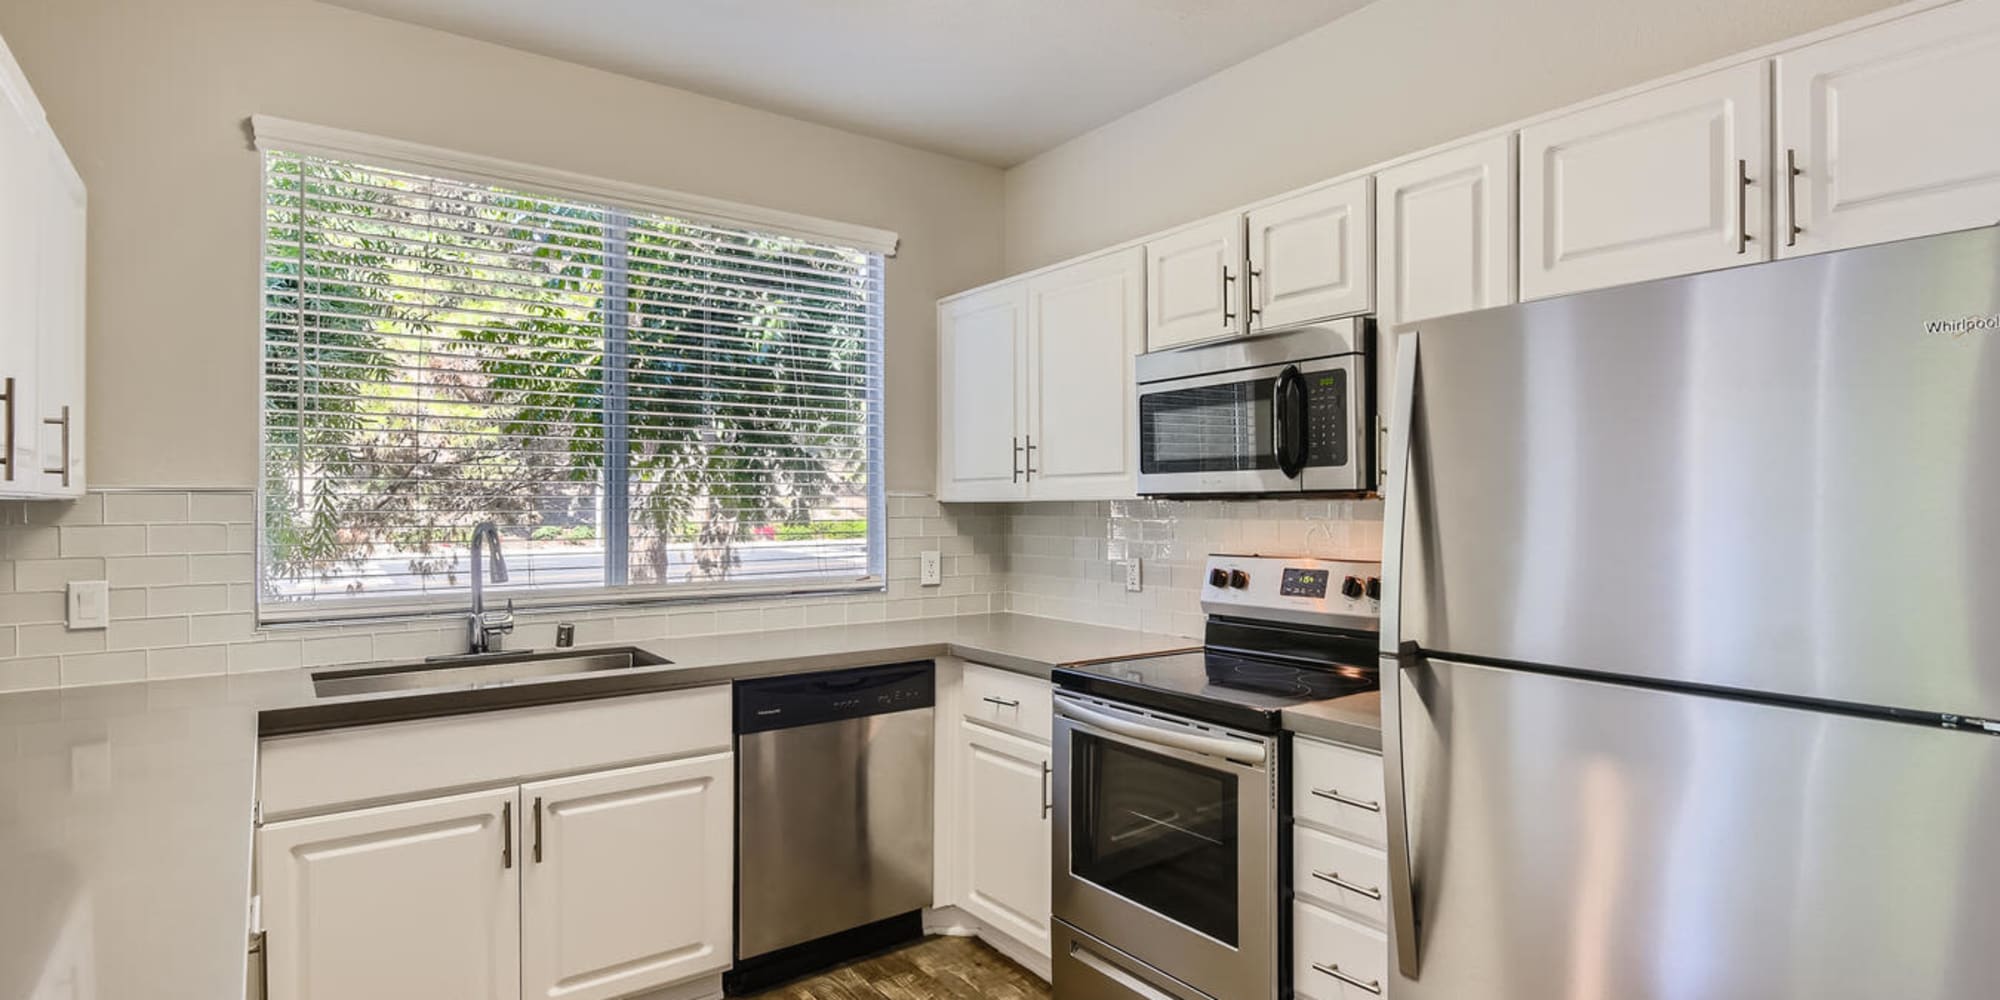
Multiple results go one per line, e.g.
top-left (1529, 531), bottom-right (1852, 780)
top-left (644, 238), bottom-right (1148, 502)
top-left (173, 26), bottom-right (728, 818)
top-left (963, 661), bottom-right (1052, 743)
top-left (1293, 900), bottom-right (1388, 1000)
top-left (1293, 823), bottom-right (1388, 927)
top-left (1292, 737), bottom-right (1386, 846)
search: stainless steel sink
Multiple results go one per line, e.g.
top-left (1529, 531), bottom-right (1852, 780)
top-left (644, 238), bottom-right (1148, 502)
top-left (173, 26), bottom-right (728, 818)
top-left (312, 646), bottom-right (671, 699)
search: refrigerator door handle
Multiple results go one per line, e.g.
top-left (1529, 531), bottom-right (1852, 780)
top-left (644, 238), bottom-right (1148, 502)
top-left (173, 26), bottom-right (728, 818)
top-left (1380, 328), bottom-right (1423, 979)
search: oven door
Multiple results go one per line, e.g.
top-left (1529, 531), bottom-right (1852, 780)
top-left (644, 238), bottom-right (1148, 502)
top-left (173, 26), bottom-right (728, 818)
top-left (1053, 694), bottom-right (1279, 1000)
top-left (1135, 354), bottom-right (1367, 496)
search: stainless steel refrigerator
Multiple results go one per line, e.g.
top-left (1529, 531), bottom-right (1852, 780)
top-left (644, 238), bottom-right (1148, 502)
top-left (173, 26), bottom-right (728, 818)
top-left (1377, 225), bottom-right (2000, 1000)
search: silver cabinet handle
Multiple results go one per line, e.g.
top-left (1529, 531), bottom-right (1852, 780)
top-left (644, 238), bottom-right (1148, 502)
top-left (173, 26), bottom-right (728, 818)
top-left (1736, 158), bottom-right (1755, 255)
top-left (1220, 266), bottom-right (1237, 328)
top-left (501, 800), bottom-right (513, 869)
top-left (1024, 435), bottom-right (1038, 479)
top-left (41, 405), bottom-right (69, 486)
top-left (532, 796), bottom-right (544, 864)
top-left (982, 695), bottom-right (1021, 709)
top-left (1012, 436), bottom-right (1023, 483)
top-left (1312, 962), bottom-right (1383, 995)
top-left (0, 376), bottom-right (13, 482)
top-left (1248, 267), bottom-right (1263, 325)
top-left (1785, 148), bottom-right (1802, 248)
top-left (1311, 869), bottom-right (1383, 900)
top-left (1041, 760), bottom-right (1052, 819)
top-left (1310, 787), bottom-right (1381, 812)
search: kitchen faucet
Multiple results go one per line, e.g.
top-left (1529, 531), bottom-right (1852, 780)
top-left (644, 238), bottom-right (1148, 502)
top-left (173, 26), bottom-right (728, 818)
top-left (467, 521), bottom-right (514, 654)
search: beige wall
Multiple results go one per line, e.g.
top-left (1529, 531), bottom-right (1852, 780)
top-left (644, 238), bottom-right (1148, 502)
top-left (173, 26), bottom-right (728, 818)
top-left (0, 0), bottom-right (1006, 492)
top-left (1001, 0), bottom-right (1906, 272)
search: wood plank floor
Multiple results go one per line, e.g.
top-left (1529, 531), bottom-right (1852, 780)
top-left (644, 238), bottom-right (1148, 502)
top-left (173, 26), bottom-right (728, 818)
top-left (741, 935), bottom-right (1051, 1000)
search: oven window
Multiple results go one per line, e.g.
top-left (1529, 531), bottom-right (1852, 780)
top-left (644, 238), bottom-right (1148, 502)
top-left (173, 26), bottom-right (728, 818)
top-left (1139, 379), bottom-right (1276, 474)
top-left (1070, 732), bottom-right (1239, 945)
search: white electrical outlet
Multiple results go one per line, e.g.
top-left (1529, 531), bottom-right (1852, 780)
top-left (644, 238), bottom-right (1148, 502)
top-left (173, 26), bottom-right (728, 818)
top-left (920, 550), bottom-right (942, 587)
top-left (67, 580), bottom-right (109, 630)
top-left (1124, 558), bottom-right (1143, 593)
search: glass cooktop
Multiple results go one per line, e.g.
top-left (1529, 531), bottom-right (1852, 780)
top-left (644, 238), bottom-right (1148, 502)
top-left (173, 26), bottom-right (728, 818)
top-left (1055, 643), bottom-right (1378, 734)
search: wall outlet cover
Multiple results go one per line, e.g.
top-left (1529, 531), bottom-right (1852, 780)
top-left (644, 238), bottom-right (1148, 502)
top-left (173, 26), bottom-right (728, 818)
top-left (1124, 558), bottom-right (1143, 593)
top-left (67, 579), bottom-right (110, 630)
top-left (920, 550), bottom-right (943, 587)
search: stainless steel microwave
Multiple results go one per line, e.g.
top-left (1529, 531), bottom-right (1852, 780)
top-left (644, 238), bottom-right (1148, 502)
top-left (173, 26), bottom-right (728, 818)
top-left (1134, 319), bottom-right (1374, 497)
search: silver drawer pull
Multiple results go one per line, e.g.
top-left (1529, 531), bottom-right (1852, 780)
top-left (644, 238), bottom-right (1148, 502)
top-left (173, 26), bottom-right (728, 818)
top-left (1311, 787), bottom-right (1381, 812)
top-left (982, 696), bottom-right (1020, 709)
top-left (1311, 869), bottom-right (1383, 900)
top-left (1312, 962), bottom-right (1382, 995)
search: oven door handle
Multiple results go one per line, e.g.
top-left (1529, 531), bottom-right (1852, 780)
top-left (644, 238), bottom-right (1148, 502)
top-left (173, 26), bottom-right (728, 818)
top-left (1057, 699), bottom-right (1269, 765)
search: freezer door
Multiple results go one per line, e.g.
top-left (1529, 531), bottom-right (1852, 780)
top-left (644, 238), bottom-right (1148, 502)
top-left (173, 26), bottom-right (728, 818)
top-left (1386, 656), bottom-right (2000, 999)
top-left (1395, 225), bottom-right (2000, 718)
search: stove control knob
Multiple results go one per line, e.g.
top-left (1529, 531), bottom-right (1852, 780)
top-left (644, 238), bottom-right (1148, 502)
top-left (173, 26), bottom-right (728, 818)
top-left (1365, 577), bottom-right (1382, 601)
top-left (1208, 568), bottom-right (1230, 589)
top-left (1341, 576), bottom-right (1365, 599)
top-left (1228, 569), bottom-right (1250, 589)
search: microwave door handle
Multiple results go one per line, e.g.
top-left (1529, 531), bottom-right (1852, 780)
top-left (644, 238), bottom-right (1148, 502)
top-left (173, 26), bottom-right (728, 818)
top-left (1058, 699), bottom-right (1269, 766)
top-left (1274, 365), bottom-right (1307, 478)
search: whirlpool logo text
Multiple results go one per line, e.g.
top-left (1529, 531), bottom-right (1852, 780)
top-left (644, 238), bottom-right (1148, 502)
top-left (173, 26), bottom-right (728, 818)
top-left (1925, 314), bottom-right (2000, 339)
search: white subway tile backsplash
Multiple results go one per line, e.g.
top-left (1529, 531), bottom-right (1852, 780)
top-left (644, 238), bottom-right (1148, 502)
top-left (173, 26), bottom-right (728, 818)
top-left (106, 555), bottom-right (188, 588)
top-left (189, 493), bottom-right (255, 522)
top-left (16, 557), bottom-right (106, 591)
top-left (147, 584), bottom-right (230, 616)
top-left (61, 650), bottom-right (147, 686)
top-left (104, 492), bottom-right (189, 524)
top-left (300, 634), bottom-right (374, 668)
top-left (36, 494), bottom-right (101, 526)
top-left (0, 592), bottom-right (65, 624)
top-left (19, 622), bottom-right (106, 657)
top-left (147, 523), bottom-right (229, 555)
top-left (189, 554), bottom-right (254, 585)
top-left (59, 524), bottom-right (148, 558)
top-left (228, 640), bottom-right (303, 674)
top-left (148, 645), bottom-right (227, 680)
top-left (108, 616), bottom-right (191, 651)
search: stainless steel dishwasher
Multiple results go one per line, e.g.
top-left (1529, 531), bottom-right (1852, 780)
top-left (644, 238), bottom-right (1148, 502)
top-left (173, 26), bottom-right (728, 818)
top-left (725, 661), bottom-right (934, 994)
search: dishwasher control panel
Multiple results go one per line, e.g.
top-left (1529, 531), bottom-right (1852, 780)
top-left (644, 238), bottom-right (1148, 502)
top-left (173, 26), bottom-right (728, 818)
top-left (733, 660), bottom-right (935, 735)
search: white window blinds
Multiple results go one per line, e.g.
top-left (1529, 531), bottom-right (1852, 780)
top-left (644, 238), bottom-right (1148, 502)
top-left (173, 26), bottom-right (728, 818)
top-left (259, 149), bottom-right (886, 621)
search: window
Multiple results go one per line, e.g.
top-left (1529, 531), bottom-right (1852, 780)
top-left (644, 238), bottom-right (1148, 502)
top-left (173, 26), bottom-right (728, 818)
top-left (258, 137), bottom-right (887, 622)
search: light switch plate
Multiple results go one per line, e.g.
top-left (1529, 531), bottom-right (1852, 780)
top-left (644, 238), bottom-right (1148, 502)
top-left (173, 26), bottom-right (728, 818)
top-left (1124, 558), bottom-right (1143, 593)
top-left (68, 579), bottom-right (110, 630)
top-left (920, 550), bottom-right (942, 587)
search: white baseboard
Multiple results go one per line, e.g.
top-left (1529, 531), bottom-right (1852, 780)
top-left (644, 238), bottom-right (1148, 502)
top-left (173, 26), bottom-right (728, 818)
top-left (922, 905), bottom-right (1051, 983)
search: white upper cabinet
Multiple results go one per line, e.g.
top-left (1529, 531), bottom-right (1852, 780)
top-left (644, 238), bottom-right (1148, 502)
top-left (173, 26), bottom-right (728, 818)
top-left (0, 30), bottom-right (84, 500)
top-left (1375, 135), bottom-right (1518, 332)
top-left (1520, 61), bottom-right (1770, 300)
top-left (1776, 0), bottom-right (2000, 259)
top-left (1246, 177), bottom-right (1374, 331)
top-left (520, 755), bottom-right (734, 1000)
top-left (259, 788), bottom-right (522, 1000)
top-left (1024, 248), bottom-right (1144, 501)
top-left (937, 282), bottom-right (1028, 501)
top-left (940, 251), bottom-right (1143, 503)
top-left (1146, 214), bottom-right (1244, 350)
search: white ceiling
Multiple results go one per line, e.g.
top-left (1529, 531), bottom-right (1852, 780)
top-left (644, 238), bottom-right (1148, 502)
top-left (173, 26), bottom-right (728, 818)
top-left (320, 0), bottom-right (1377, 166)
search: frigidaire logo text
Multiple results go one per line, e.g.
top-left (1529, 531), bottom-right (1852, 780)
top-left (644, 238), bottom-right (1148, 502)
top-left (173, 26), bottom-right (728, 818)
top-left (1926, 314), bottom-right (2000, 338)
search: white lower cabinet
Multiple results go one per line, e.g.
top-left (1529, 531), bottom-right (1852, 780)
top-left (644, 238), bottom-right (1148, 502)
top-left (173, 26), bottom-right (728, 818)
top-left (521, 755), bottom-right (734, 1000)
top-left (1291, 735), bottom-right (1390, 998)
top-left (258, 689), bottom-right (735, 1000)
top-left (957, 719), bottom-right (1053, 955)
top-left (259, 788), bottom-right (522, 1000)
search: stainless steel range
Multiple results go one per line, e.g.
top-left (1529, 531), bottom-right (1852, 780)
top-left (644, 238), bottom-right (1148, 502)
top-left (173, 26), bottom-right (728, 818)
top-left (1050, 554), bottom-right (1381, 1000)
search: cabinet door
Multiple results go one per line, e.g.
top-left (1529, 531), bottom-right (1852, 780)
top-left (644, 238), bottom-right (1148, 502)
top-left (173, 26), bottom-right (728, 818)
top-left (258, 788), bottom-right (521, 1000)
top-left (937, 282), bottom-right (1028, 501)
top-left (0, 42), bottom-right (41, 494)
top-left (1024, 248), bottom-right (1143, 501)
top-left (521, 754), bottom-right (733, 1000)
top-left (34, 149), bottom-right (83, 496)
top-left (1776, 0), bottom-right (2000, 259)
top-left (1246, 177), bottom-right (1373, 330)
top-left (958, 721), bottom-right (1052, 955)
top-left (1145, 214), bottom-right (1244, 350)
top-left (1376, 135), bottom-right (1518, 332)
top-left (1520, 61), bottom-right (1770, 300)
